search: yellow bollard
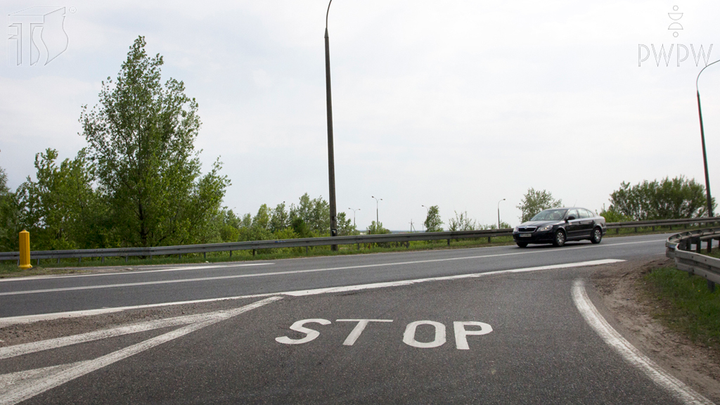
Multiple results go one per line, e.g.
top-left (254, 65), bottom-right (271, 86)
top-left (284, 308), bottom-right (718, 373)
top-left (19, 230), bottom-right (32, 270)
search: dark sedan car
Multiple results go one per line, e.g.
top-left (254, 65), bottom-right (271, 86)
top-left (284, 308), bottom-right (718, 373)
top-left (512, 207), bottom-right (606, 247)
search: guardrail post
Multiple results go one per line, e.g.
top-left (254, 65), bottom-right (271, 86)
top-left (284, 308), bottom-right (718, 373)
top-left (18, 230), bottom-right (32, 270)
top-left (709, 280), bottom-right (716, 293)
top-left (708, 239), bottom-right (713, 254)
top-left (487, 236), bottom-right (491, 243)
top-left (447, 238), bottom-right (450, 246)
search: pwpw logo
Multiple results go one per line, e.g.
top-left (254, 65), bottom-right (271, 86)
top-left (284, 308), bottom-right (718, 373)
top-left (637, 5), bottom-right (714, 68)
top-left (8, 6), bottom-right (70, 66)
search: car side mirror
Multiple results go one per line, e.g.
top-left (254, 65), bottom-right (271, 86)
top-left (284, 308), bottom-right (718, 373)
top-left (567, 216), bottom-right (576, 221)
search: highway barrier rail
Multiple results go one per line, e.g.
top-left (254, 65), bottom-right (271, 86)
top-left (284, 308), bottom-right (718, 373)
top-left (2, 216), bottom-right (720, 265)
top-left (666, 226), bottom-right (720, 291)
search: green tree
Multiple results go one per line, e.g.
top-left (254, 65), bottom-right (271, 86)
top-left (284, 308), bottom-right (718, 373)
top-left (598, 205), bottom-right (632, 223)
top-left (608, 176), bottom-right (714, 220)
top-left (424, 205), bottom-right (443, 232)
top-left (367, 221), bottom-right (390, 235)
top-left (252, 204), bottom-right (271, 231)
top-left (447, 211), bottom-right (476, 232)
top-left (0, 167), bottom-right (20, 251)
top-left (289, 194), bottom-right (330, 235)
top-left (336, 212), bottom-right (358, 236)
top-left (517, 188), bottom-right (562, 222)
top-left (291, 217), bottom-right (312, 238)
top-left (270, 202), bottom-right (290, 233)
top-left (218, 209), bottom-right (241, 242)
top-left (15, 149), bottom-right (105, 250)
top-left (80, 36), bottom-right (229, 247)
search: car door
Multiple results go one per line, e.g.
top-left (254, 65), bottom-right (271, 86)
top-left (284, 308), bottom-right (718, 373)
top-left (579, 209), bottom-right (595, 238)
top-left (564, 209), bottom-right (582, 240)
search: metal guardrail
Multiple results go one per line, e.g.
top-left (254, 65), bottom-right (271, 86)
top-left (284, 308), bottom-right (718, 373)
top-left (665, 226), bottom-right (720, 291)
top-left (0, 228), bottom-right (514, 264)
top-left (1, 216), bottom-right (719, 265)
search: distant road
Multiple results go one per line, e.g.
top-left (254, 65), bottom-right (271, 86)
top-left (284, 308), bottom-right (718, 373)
top-left (0, 234), bottom-right (668, 319)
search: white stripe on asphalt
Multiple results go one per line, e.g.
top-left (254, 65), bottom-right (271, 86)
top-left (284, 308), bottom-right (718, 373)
top-left (0, 262), bottom-right (274, 283)
top-left (0, 239), bottom-right (655, 297)
top-left (571, 279), bottom-right (713, 405)
top-left (0, 236), bottom-right (664, 289)
top-left (0, 259), bottom-right (624, 327)
top-left (0, 310), bottom-right (246, 360)
top-left (0, 296), bottom-right (282, 405)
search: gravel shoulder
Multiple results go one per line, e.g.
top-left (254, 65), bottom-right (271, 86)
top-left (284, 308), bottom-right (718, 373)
top-left (592, 257), bottom-right (720, 403)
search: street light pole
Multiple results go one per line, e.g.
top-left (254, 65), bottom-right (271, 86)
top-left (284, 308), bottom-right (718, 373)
top-left (372, 196), bottom-right (382, 226)
top-left (696, 59), bottom-right (719, 218)
top-left (422, 205), bottom-right (429, 232)
top-left (325, 0), bottom-right (338, 249)
top-left (348, 207), bottom-right (359, 228)
top-left (497, 198), bottom-right (505, 229)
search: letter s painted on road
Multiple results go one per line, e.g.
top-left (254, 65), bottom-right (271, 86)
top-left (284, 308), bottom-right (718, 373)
top-left (275, 319), bottom-right (331, 345)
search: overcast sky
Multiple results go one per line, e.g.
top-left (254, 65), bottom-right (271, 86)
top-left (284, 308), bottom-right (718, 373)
top-left (2, 0), bottom-right (720, 231)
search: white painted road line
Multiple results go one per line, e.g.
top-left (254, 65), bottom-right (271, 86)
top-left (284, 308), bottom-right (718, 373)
top-left (572, 279), bottom-right (713, 405)
top-left (0, 296), bottom-right (282, 405)
top-left (284, 259), bottom-right (626, 297)
top-left (0, 259), bottom-right (624, 327)
top-left (0, 310), bottom-right (251, 360)
top-left (0, 262), bottom-right (274, 283)
top-left (0, 242), bottom-right (646, 297)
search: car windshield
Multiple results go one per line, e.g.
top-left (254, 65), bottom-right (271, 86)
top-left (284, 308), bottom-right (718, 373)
top-left (530, 209), bottom-right (567, 222)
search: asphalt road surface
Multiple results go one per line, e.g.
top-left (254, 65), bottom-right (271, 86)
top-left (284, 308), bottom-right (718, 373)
top-left (0, 234), bottom-right (715, 404)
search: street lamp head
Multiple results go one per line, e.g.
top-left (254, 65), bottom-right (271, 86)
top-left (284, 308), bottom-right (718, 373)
top-left (696, 59), bottom-right (720, 91)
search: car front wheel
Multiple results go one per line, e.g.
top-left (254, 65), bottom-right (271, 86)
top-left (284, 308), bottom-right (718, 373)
top-left (553, 230), bottom-right (566, 247)
top-left (516, 242), bottom-right (528, 248)
top-left (591, 227), bottom-right (603, 244)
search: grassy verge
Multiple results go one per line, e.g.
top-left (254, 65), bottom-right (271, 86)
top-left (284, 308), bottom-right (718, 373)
top-left (643, 266), bottom-right (720, 350)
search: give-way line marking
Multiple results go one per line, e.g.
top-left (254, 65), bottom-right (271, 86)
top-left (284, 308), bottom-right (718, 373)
top-left (0, 296), bottom-right (282, 405)
top-left (572, 280), bottom-right (713, 405)
top-left (0, 259), bottom-right (624, 327)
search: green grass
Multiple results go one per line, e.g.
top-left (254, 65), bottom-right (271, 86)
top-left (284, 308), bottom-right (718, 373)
top-left (643, 266), bottom-right (720, 349)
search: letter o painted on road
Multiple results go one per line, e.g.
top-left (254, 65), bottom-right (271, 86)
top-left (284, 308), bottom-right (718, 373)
top-left (403, 320), bottom-right (446, 348)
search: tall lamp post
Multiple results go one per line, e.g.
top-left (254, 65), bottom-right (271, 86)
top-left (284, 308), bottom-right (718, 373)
top-left (348, 207), bottom-right (360, 228)
top-left (372, 196), bottom-right (382, 226)
top-left (497, 198), bottom-right (506, 229)
top-left (325, 0), bottom-right (338, 249)
top-left (422, 205), bottom-right (429, 231)
top-left (696, 59), bottom-right (720, 218)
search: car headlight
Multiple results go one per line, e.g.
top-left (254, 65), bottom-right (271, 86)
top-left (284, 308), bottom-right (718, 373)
top-left (513, 227), bottom-right (519, 232)
top-left (538, 224), bottom-right (554, 232)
